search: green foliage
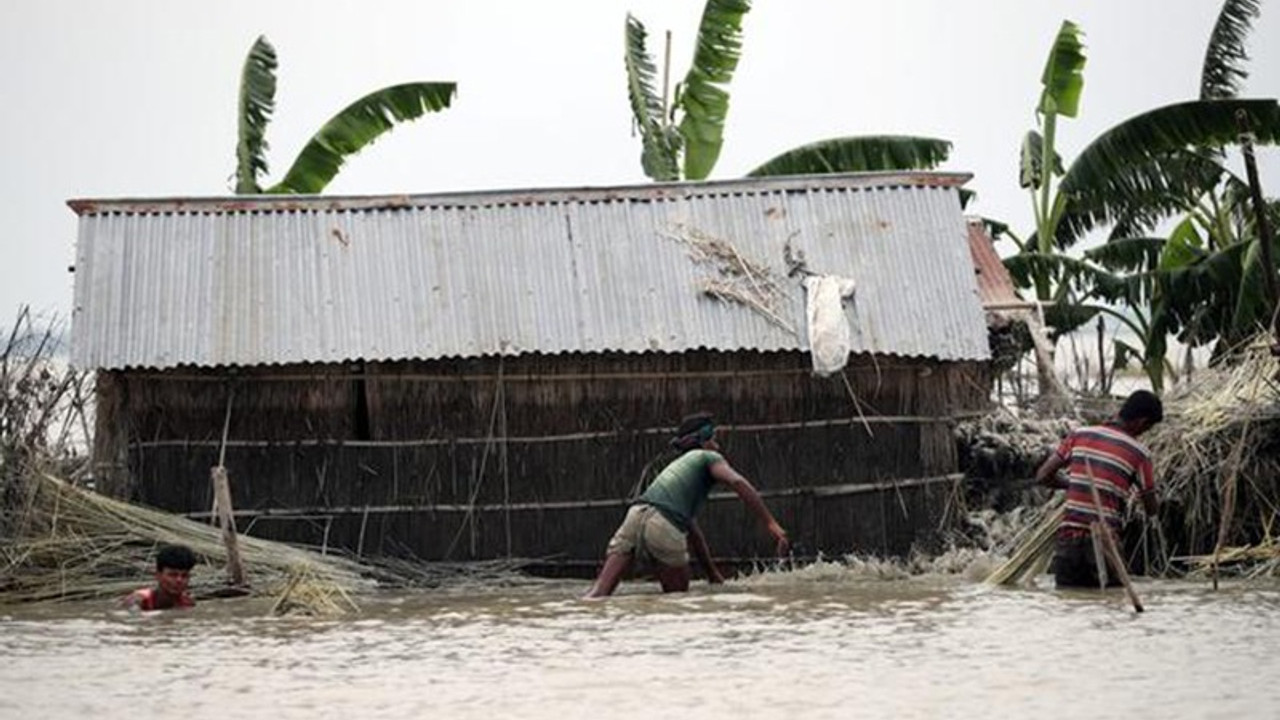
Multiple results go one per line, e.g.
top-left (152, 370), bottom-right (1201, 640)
top-left (624, 14), bottom-right (682, 181)
top-left (268, 83), bottom-right (456, 194)
top-left (1019, 130), bottom-right (1063, 190)
top-left (676, 0), bottom-right (751, 180)
top-left (1039, 20), bottom-right (1086, 118)
top-left (624, 1), bottom-right (952, 184)
top-left (1056, 99), bottom-right (1280, 248)
top-left (1083, 236), bottom-right (1165, 273)
top-left (1201, 0), bottom-right (1262, 100)
top-left (746, 136), bottom-right (952, 177)
top-left (234, 36), bottom-right (278, 194)
top-left (233, 36), bottom-right (456, 195)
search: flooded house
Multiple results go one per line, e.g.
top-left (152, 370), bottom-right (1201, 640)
top-left (70, 172), bottom-right (997, 572)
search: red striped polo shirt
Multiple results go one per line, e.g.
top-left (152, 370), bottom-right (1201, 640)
top-left (1054, 424), bottom-right (1155, 538)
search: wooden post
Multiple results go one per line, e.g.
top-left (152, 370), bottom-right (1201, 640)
top-left (211, 465), bottom-right (247, 587)
top-left (1095, 316), bottom-right (1108, 394)
top-left (1236, 110), bottom-right (1280, 345)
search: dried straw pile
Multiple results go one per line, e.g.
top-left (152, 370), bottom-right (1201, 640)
top-left (1, 472), bottom-right (376, 605)
top-left (1145, 341), bottom-right (1280, 575)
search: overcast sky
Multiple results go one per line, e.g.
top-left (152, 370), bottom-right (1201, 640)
top-left (2, 1), bottom-right (1278, 328)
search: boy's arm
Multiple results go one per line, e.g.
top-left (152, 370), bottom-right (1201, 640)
top-left (1035, 452), bottom-right (1069, 490)
top-left (686, 521), bottom-right (725, 584)
top-left (121, 589), bottom-right (146, 611)
top-left (709, 460), bottom-right (790, 555)
top-left (1137, 457), bottom-right (1159, 516)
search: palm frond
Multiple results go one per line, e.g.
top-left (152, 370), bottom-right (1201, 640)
top-left (1044, 303), bottom-right (1102, 339)
top-left (1039, 20), bottom-right (1086, 118)
top-left (625, 14), bottom-right (681, 181)
top-left (1083, 236), bottom-right (1166, 272)
top-left (1201, 0), bottom-right (1262, 100)
top-left (745, 136), bottom-right (951, 177)
top-left (1229, 236), bottom-right (1271, 333)
top-left (1019, 130), bottom-right (1064, 190)
top-left (676, 0), bottom-right (751, 180)
top-left (1159, 216), bottom-right (1209, 271)
top-left (235, 36), bottom-right (278, 194)
top-left (269, 82), bottom-right (456, 195)
top-left (1154, 240), bottom-right (1253, 346)
top-left (1003, 251), bottom-right (1109, 296)
top-left (1056, 99), bottom-right (1280, 247)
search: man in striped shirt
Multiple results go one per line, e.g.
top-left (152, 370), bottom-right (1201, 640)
top-left (1035, 390), bottom-right (1164, 589)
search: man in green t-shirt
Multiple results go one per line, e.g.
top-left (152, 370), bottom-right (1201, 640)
top-left (583, 412), bottom-right (790, 598)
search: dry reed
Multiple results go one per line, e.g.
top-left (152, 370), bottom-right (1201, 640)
top-left (660, 223), bottom-right (797, 336)
top-left (1, 472), bottom-right (375, 606)
top-left (1145, 339), bottom-right (1280, 571)
top-left (983, 500), bottom-right (1063, 586)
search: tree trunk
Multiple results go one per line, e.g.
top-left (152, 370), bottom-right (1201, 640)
top-left (1025, 311), bottom-right (1072, 414)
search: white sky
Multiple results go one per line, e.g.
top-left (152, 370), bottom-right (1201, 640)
top-left (2, 1), bottom-right (1278, 327)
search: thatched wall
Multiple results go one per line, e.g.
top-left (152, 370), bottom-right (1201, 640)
top-left (96, 350), bottom-right (991, 569)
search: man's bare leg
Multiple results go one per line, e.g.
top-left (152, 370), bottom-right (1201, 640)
top-left (583, 552), bottom-right (633, 599)
top-left (655, 564), bottom-right (691, 593)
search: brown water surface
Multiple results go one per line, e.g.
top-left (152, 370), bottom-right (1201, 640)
top-left (2, 568), bottom-right (1278, 719)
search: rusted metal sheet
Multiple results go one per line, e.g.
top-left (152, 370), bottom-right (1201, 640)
top-left (965, 218), bottom-right (1035, 312)
top-left (69, 173), bottom-right (991, 369)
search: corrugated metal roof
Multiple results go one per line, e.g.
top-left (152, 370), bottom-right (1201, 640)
top-left (966, 218), bottom-right (1033, 311)
top-left (69, 172), bottom-right (992, 370)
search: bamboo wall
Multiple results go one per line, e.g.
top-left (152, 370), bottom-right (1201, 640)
top-left (97, 350), bottom-right (991, 570)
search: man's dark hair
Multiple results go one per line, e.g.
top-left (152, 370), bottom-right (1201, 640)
top-left (155, 544), bottom-right (197, 572)
top-left (1118, 390), bottom-right (1163, 424)
top-left (675, 411), bottom-right (715, 437)
top-left (671, 411), bottom-right (716, 450)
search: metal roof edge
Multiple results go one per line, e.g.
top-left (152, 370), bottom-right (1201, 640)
top-left (77, 346), bottom-right (992, 373)
top-left (66, 171), bottom-right (974, 216)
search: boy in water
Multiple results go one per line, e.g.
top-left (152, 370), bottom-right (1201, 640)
top-left (584, 412), bottom-right (790, 598)
top-left (123, 544), bottom-right (198, 611)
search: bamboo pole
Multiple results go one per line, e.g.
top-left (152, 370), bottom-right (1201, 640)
top-left (1084, 461), bottom-right (1143, 613)
top-left (211, 466), bottom-right (247, 588)
top-left (211, 388), bottom-right (246, 587)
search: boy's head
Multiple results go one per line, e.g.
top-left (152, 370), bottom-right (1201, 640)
top-left (154, 544), bottom-right (197, 596)
top-left (1118, 390), bottom-right (1164, 436)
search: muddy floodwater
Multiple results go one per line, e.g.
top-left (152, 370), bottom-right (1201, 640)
top-left (3, 568), bottom-right (1279, 719)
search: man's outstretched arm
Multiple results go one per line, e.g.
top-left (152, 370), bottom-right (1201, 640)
top-left (709, 460), bottom-right (789, 555)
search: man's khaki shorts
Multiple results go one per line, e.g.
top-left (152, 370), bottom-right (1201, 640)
top-left (606, 504), bottom-right (689, 567)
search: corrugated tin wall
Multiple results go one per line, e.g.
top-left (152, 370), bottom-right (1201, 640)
top-left (70, 174), bottom-right (990, 369)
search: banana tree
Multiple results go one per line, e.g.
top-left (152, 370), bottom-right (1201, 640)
top-left (1070, 0), bottom-right (1278, 374)
top-left (1004, 8), bottom-right (1280, 396)
top-left (744, 135), bottom-right (954, 178)
top-left (624, 2), bottom-right (952, 182)
top-left (625, 0), bottom-right (750, 181)
top-left (234, 35), bottom-right (457, 195)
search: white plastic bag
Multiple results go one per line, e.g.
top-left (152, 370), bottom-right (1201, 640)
top-left (803, 275), bottom-right (857, 376)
